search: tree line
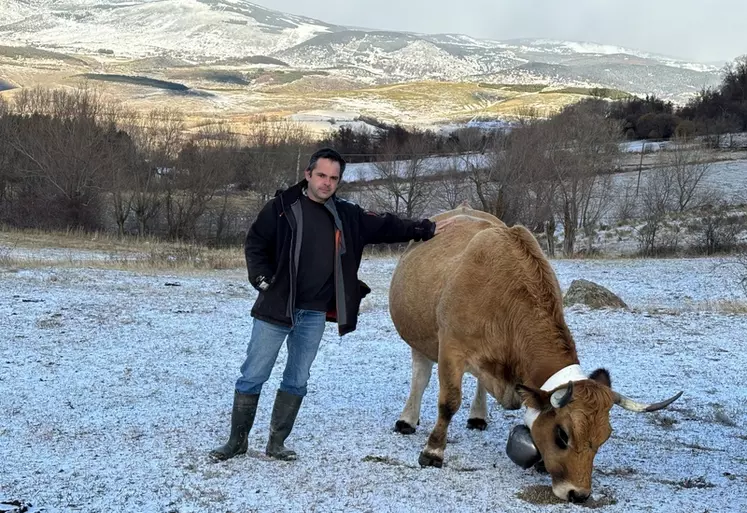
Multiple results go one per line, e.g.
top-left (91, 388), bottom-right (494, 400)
top-left (0, 87), bottom-right (317, 243)
top-left (347, 98), bottom-right (744, 258)
top-left (609, 56), bottom-right (747, 142)
top-left (2, 59), bottom-right (745, 257)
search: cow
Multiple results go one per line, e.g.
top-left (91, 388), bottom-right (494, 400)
top-left (388, 204), bottom-right (682, 503)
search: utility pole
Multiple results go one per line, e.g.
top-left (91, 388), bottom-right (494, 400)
top-left (635, 141), bottom-right (646, 198)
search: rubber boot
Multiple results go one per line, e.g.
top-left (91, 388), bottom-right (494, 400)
top-left (265, 390), bottom-right (303, 461)
top-left (209, 391), bottom-right (260, 461)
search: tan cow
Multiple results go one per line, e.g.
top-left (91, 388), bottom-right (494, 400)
top-left (389, 204), bottom-right (681, 503)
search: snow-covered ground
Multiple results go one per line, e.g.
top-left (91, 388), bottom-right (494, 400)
top-left (344, 149), bottom-right (747, 187)
top-left (2, 254), bottom-right (747, 512)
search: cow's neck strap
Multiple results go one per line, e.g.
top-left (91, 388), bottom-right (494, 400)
top-left (541, 364), bottom-right (587, 392)
top-left (524, 364), bottom-right (588, 428)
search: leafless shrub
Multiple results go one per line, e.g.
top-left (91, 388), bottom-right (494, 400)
top-left (687, 204), bottom-right (747, 255)
top-left (657, 137), bottom-right (713, 212)
top-left (366, 138), bottom-right (432, 218)
top-left (543, 100), bottom-right (622, 256)
top-left (613, 182), bottom-right (639, 224)
top-left (432, 158), bottom-right (470, 210)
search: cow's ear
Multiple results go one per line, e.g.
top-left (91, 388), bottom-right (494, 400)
top-left (516, 384), bottom-right (552, 412)
top-left (589, 368), bottom-right (612, 388)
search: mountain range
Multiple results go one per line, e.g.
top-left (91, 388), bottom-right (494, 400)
top-left (0, 0), bottom-right (729, 130)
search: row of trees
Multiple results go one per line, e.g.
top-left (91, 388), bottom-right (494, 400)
top-left (1, 85), bottom-right (743, 257)
top-left (609, 56), bottom-right (747, 141)
top-left (351, 99), bottom-right (621, 256)
top-left (0, 86), bottom-right (499, 242)
top-left (0, 87), bottom-right (314, 242)
top-left (350, 98), bottom-right (740, 257)
top-left (316, 121), bottom-right (488, 163)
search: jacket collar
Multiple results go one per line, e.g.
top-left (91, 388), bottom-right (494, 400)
top-left (277, 179), bottom-right (339, 212)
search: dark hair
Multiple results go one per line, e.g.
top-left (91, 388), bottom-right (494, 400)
top-left (307, 147), bottom-right (346, 178)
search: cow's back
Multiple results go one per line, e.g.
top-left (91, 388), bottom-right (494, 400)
top-left (388, 206), bottom-right (505, 361)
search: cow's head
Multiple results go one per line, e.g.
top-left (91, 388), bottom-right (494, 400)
top-left (514, 368), bottom-right (682, 503)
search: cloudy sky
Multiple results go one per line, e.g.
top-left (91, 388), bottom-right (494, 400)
top-left (257, 0), bottom-right (744, 63)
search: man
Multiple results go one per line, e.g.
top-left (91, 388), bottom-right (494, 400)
top-left (210, 147), bottom-right (453, 462)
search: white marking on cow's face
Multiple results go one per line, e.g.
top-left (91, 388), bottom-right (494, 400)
top-left (524, 407), bottom-right (540, 429)
top-left (552, 481), bottom-right (579, 501)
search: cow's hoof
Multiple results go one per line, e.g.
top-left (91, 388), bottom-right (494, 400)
top-left (394, 420), bottom-right (416, 435)
top-left (418, 451), bottom-right (443, 468)
top-left (466, 418), bottom-right (488, 431)
top-left (533, 460), bottom-right (547, 474)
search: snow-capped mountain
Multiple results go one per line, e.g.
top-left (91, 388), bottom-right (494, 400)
top-left (0, 0), bottom-right (340, 59)
top-left (0, 0), bottom-right (725, 101)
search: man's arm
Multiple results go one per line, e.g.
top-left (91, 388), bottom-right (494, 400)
top-left (244, 200), bottom-right (278, 291)
top-left (357, 206), bottom-right (437, 245)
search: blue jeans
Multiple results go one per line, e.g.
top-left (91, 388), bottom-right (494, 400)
top-left (235, 309), bottom-right (327, 397)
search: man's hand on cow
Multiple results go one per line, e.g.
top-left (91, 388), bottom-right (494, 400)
top-left (434, 218), bottom-right (456, 235)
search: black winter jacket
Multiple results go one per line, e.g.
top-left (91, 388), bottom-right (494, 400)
top-left (244, 180), bottom-right (436, 336)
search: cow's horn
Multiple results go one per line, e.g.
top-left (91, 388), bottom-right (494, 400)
top-left (613, 390), bottom-right (683, 412)
top-left (550, 381), bottom-right (574, 408)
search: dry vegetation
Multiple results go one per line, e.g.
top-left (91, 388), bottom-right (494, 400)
top-left (0, 227), bottom-right (244, 271)
top-left (0, 47), bottom-right (618, 130)
top-left (516, 485), bottom-right (617, 508)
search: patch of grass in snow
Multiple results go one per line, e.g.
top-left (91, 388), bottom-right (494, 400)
top-left (0, 244), bottom-right (13, 266)
top-left (668, 406), bottom-right (700, 421)
top-left (684, 299), bottom-right (747, 315)
top-left (361, 454), bottom-right (416, 468)
top-left (516, 485), bottom-right (563, 505)
top-left (712, 408), bottom-right (738, 427)
top-left (681, 443), bottom-right (723, 452)
top-left (648, 414), bottom-right (679, 429)
top-left (595, 466), bottom-right (638, 478)
top-left (657, 476), bottom-right (716, 489)
top-left (0, 45), bottom-right (89, 66)
top-left (36, 314), bottom-right (64, 329)
top-left (639, 299), bottom-right (747, 316)
top-left (0, 227), bottom-right (244, 270)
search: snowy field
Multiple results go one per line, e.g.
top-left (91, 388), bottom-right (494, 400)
top-left (2, 253), bottom-right (747, 512)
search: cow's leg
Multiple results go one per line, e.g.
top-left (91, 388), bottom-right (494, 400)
top-left (395, 347), bottom-right (434, 435)
top-left (466, 380), bottom-right (488, 431)
top-left (419, 337), bottom-right (464, 468)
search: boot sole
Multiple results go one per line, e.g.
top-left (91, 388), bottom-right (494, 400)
top-left (209, 444), bottom-right (248, 462)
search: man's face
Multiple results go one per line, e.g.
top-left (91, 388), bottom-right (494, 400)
top-left (305, 157), bottom-right (341, 203)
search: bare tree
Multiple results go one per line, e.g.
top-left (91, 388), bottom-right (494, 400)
top-left (240, 118), bottom-right (311, 206)
top-left (433, 157), bottom-right (470, 210)
top-left (0, 98), bottom-right (16, 217)
top-left (9, 87), bottom-right (121, 230)
top-left (164, 124), bottom-right (236, 240)
top-left (613, 181), bottom-right (639, 224)
top-left (637, 165), bottom-right (677, 256)
top-left (658, 137), bottom-right (713, 212)
top-left (485, 133), bottom-right (527, 224)
top-left (123, 108), bottom-right (184, 235)
top-left (99, 105), bottom-right (140, 237)
top-left (367, 138), bottom-right (432, 218)
top-left (544, 100), bottom-right (621, 256)
top-left (579, 173), bottom-right (615, 253)
top-left (500, 121), bottom-right (559, 254)
top-left (463, 149), bottom-right (494, 213)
